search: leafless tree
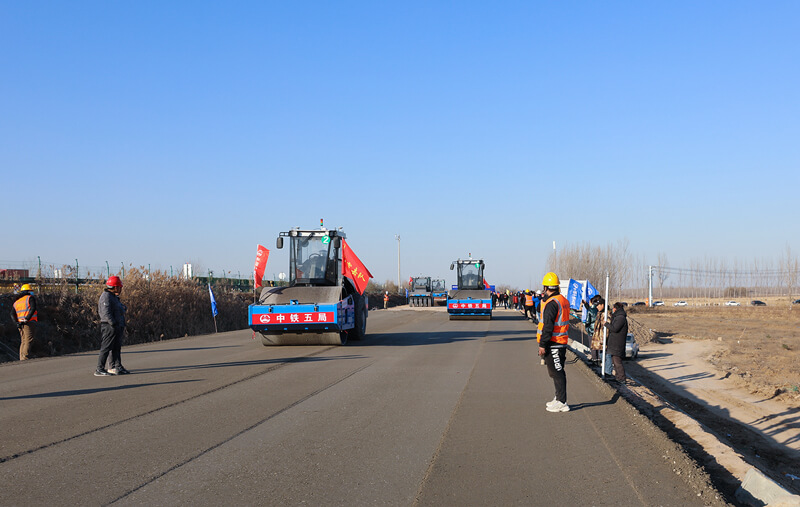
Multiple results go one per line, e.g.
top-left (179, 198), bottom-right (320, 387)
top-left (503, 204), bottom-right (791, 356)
top-left (656, 252), bottom-right (669, 299)
top-left (780, 244), bottom-right (799, 305)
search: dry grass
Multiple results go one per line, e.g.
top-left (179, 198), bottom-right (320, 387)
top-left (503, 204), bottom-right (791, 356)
top-left (0, 268), bottom-right (251, 362)
top-left (628, 305), bottom-right (800, 402)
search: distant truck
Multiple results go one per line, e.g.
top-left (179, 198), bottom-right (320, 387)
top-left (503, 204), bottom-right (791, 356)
top-left (409, 276), bottom-right (433, 307)
top-left (431, 278), bottom-right (448, 306)
top-left (0, 269), bottom-right (30, 280)
top-left (447, 258), bottom-right (492, 320)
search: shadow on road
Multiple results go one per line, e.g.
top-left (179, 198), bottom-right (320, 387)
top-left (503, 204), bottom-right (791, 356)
top-left (489, 313), bottom-right (530, 321)
top-left (568, 392), bottom-right (621, 411)
top-left (367, 331), bottom-right (480, 346)
top-left (132, 354), bottom-right (365, 374)
top-left (365, 328), bottom-right (542, 346)
top-left (125, 345), bottom-right (241, 354)
top-left (634, 352), bottom-right (672, 360)
top-left (0, 379), bottom-right (202, 401)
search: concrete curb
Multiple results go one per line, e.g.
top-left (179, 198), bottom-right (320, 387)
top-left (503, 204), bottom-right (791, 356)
top-left (567, 340), bottom-right (800, 506)
top-left (735, 468), bottom-right (800, 507)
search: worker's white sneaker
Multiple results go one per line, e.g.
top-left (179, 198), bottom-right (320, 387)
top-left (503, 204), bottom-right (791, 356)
top-left (545, 397), bottom-right (558, 408)
top-left (546, 401), bottom-right (570, 413)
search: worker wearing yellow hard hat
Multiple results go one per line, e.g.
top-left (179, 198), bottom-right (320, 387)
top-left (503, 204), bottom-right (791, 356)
top-left (11, 284), bottom-right (38, 360)
top-left (537, 272), bottom-right (571, 413)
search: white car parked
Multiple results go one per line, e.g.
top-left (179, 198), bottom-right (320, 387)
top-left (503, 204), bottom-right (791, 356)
top-left (673, 301), bottom-right (688, 307)
top-left (625, 333), bottom-right (639, 359)
top-left (724, 301), bottom-right (741, 306)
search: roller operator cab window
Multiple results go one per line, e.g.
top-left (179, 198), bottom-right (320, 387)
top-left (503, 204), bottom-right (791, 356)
top-left (290, 233), bottom-right (338, 286)
top-left (458, 262), bottom-right (484, 290)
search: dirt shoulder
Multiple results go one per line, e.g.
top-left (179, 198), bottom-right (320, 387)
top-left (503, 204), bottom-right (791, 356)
top-left (620, 306), bottom-right (800, 499)
top-left (628, 305), bottom-right (800, 403)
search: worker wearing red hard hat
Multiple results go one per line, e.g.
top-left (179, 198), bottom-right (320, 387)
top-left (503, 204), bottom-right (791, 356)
top-left (95, 276), bottom-right (129, 376)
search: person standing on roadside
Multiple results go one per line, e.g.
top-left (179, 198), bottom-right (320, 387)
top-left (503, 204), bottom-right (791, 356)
top-left (537, 272), bottom-right (571, 413)
top-left (383, 291), bottom-right (389, 310)
top-left (523, 290), bottom-right (535, 320)
top-left (531, 290), bottom-right (542, 325)
top-left (11, 284), bottom-right (38, 360)
top-left (95, 276), bottom-right (129, 376)
top-left (605, 302), bottom-right (629, 383)
top-left (583, 296), bottom-right (603, 363)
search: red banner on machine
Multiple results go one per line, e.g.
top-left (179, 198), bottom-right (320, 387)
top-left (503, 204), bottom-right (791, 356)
top-left (342, 240), bottom-right (373, 294)
top-left (253, 244), bottom-right (270, 289)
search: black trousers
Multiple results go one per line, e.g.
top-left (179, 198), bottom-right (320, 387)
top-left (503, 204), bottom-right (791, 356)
top-left (544, 346), bottom-right (568, 403)
top-left (97, 323), bottom-right (123, 370)
top-left (612, 354), bottom-right (626, 382)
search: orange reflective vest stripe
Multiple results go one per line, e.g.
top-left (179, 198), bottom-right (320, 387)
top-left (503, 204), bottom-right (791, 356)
top-left (383, 294), bottom-right (389, 301)
top-left (525, 294), bottom-right (534, 306)
top-left (13, 295), bottom-right (38, 322)
top-left (536, 294), bottom-right (569, 344)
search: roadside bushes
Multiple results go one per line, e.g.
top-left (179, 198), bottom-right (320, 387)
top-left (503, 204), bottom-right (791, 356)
top-left (0, 268), bottom-right (251, 362)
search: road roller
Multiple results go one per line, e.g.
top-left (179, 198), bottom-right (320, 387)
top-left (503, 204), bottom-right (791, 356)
top-left (408, 277), bottom-right (433, 307)
top-left (248, 226), bottom-right (368, 345)
top-left (447, 258), bottom-right (492, 320)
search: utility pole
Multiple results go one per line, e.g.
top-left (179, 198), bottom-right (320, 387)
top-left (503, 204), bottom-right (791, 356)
top-left (648, 265), bottom-right (653, 307)
top-left (602, 272), bottom-right (610, 379)
top-left (395, 234), bottom-right (401, 292)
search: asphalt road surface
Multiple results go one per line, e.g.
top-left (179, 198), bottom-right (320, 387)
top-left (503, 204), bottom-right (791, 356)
top-left (0, 308), bottom-right (717, 506)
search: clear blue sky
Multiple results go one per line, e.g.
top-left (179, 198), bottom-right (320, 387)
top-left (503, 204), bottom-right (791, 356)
top-left (2, 1), bottom-right (799, 288)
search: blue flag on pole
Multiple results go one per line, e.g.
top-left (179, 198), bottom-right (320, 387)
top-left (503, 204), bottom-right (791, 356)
top-left (581, 282), bottom-right (588, 322)
top-left (208, 284), bottom-right (218, 317)
top-left (586, 281), bottom-right (599, 301)
top-left (567, 278), bottom-right (582, 310)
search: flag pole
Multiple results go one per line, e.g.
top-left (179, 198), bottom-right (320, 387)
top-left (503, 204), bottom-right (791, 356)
top-left (581, 281), bottom-right (587, 347)
top-left (602, 273), bottom-right (610, 379)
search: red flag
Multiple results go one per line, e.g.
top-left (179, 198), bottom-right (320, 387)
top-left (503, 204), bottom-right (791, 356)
top-left (342, 239), bottom-right (372, 294)
top-left (254, 244), bottom-right (270, 289)
top-left (484, 279), bottom-right (491, 289)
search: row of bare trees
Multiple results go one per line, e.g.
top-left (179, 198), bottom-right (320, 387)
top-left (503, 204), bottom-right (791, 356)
top-left (545, 239), bottom-right (633, 301)
top-left (546, 242), bottom-right (800, 304)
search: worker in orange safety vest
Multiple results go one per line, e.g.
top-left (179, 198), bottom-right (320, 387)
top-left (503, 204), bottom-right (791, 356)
top-left (537, 272), bottom-right (571, 413)
top-left (523, 290), bottom-right (535, 320)
top-left (11, 284), bottom-right (38, 360)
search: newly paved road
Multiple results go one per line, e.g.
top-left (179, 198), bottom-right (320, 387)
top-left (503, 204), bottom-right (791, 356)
top-left (0, 308), bottom-right (714, 506)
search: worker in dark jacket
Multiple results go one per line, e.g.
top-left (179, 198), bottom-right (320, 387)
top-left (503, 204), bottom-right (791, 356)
top-left (95, 276), bottom-right (129, 376)
top-left (582, 295), bottom-right (601, 362)
top-left (11, 284), bottom-right (38, 360)
top-left (605, 302), bottom-right (629, 383)
top-left (537, 272), bottom-right (571, 413)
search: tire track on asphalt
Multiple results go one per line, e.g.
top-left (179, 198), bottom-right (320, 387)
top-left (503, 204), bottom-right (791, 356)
top-left (108, 360), bottom-right (375, 505)
top-left (411, 321), bottom-right (488, 506)
top-left (0, 346), bottom-right (338, 464)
